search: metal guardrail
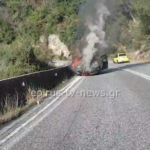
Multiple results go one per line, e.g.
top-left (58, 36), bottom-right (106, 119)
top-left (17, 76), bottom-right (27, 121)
top-left (0, 66), bottom-right (74, 113)
top-left (48, 61), bottom-right (72, 67)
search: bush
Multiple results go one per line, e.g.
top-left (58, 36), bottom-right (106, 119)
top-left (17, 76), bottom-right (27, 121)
top-left (0, 21), bottom-right (15, 44)
top-left (0, 0), bottom-right (83, 79)
top-left (0, 37), bottom-right (50, 80)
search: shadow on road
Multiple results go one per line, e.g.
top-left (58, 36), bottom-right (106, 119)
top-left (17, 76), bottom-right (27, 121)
top-left (101, 62), bottom-right (150, 75)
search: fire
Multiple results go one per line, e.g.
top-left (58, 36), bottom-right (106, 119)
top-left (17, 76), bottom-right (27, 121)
top-left (72, 59), bottom-right (82, 68)
top-left (82, 74), bottom-right (88, 76)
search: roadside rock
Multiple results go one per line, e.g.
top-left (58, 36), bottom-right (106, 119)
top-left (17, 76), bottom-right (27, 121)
top-left (128, 50), bottom-right (150, 61)
top-left (48, 34), bottom-right (70, 58)
top-left (134, 50), bottom-right (143, 57)
top-left (144, 51), bottom-right (150, 58)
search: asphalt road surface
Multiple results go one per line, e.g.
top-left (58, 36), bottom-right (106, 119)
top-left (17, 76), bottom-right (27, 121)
top-left (1, 61), bottom-right (150, 150)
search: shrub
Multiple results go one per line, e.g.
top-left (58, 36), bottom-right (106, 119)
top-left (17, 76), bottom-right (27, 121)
top-left (0, 21), bottom-right (15, 44)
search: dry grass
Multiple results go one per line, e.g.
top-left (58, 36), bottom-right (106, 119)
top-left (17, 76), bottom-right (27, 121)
top-left (0, 108), bottom-right (22, 125)
top-left (0, 79), bottom-right (70, 126)
top-left (26, 86), bottom-right (38, 105)
top-left (0, 87), bottom-right (42, 126)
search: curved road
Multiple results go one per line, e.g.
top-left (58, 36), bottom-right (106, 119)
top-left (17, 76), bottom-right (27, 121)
top-left (1, 62), bottom-right (150, 150)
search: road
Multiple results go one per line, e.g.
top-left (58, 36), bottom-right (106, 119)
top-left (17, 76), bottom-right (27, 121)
top-left (1, 61), bottom-right (150, 150)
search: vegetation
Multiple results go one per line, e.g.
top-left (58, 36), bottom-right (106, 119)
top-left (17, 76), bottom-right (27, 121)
top-left (0, 86), bottom-right (42, 126)
top-left (0, 0), bottom-right (82, 80)
top-left (1, 0), bottom-right (150, 80)
top-left (0, 77), bottom-right (70, 126)
top-left (106, 0), bottom-right (150, 59)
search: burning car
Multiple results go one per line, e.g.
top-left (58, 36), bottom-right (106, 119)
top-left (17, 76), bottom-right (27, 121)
top-left (72, 54), bottom-right (108, 76)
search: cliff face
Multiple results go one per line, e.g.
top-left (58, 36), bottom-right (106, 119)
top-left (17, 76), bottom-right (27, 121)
top-left (48, 34), bottom-right (70, 58)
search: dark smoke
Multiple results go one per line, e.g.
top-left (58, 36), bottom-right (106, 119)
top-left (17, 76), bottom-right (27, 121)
top-left (75, 0), bottom-right (111, 71)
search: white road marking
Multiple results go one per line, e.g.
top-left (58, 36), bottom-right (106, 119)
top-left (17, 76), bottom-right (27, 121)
top-left (3, 77), bottom-right (85, 150)
top-left (110, 65), bottom-right (150, 81)
top-left (0, 76), bottom-right (82, 146)
top-left (59, 76), bottom-right (81, 92)
top-left (123, 69), bottom-right (150, 81)
top-left (0, 76), bottom-right (81, 137)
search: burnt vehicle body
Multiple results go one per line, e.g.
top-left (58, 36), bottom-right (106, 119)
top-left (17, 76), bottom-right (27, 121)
top-left (75, 54), bottom-right (108, 76)
top-left (101, 55), bottom-right (108, 70)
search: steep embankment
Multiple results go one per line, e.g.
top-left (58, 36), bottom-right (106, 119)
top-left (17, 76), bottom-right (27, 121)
top-left (105, 0), bottom-right (150, 61)
top-left (0, 0), bottom-right (82, 80)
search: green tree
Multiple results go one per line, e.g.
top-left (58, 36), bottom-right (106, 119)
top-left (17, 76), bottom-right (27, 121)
top-left (134, 0), bottom-right (150, 34)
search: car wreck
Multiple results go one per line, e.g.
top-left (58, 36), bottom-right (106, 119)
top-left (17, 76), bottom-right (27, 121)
top-left (72, 54), bottom-right (108, 76)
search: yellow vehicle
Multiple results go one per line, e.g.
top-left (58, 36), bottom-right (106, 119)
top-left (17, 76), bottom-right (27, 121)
top-left (113, 53), bottom-right (130, 63)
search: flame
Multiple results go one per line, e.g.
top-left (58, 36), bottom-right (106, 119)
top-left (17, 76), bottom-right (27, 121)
top-left (72, 59), bottom-right (83, 68)
top-left (82, 74), bottom-right (88, 76)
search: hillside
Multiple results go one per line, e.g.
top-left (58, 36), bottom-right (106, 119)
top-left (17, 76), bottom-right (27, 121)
top-left (0, 0), bottom-right (82, 80)
top-left (1, 0), bottom-right (150, 80)
top-left (105, 0), bottom-right (150, 60)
